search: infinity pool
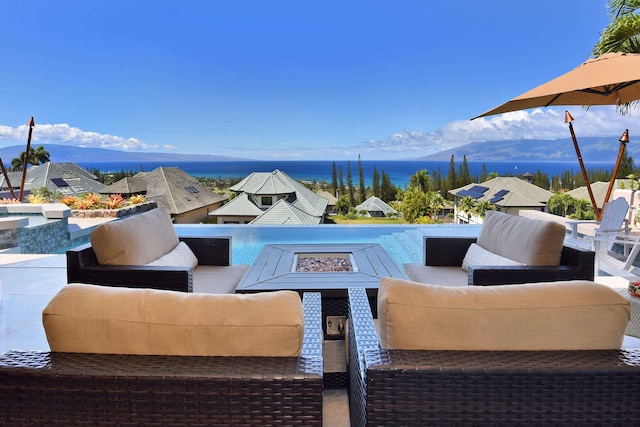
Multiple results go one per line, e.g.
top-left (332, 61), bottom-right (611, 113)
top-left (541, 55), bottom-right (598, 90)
top-left (174, 224), bottom-right (482, 268)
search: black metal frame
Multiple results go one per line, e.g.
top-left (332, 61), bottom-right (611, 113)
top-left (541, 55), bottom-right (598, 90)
top-left (66, 236), bottom-right (233, 292)
top-left (424, 236), bottom-right (595, 286)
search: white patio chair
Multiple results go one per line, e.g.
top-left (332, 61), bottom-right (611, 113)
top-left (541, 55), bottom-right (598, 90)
top-left (589, 232), bottom-right (640, 277)
top-left (565, 197), bottom-right (630, 249)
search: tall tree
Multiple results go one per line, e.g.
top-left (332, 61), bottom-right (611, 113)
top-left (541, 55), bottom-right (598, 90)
top-left (618, 148), bottom-right (635, 178)
top-left (358, 154), bottom-right (366, 203)
top-left (372, 166), bottom-right (380, 197)
top-left (480, 164), bottom-right (488, 182)
top-left (380, 170), bottom-right (396, 202)
top-left (447, 155), bottom-right (457, 192)
top-left (331, 161), bottom-right (338, 196)
top-left (338, 165), bottom-right (346, 197)
top-left (346, 161), bottom-right (355, 206)
top-left (459, 155), bottom-right (472, 186)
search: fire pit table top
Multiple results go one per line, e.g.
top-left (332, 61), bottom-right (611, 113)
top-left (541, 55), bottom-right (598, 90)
top-left (235, 243), bottom-right (406, 297)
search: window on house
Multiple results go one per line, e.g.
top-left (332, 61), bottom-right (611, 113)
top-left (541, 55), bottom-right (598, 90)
top-left (261, 196), bottom-right (273, 206)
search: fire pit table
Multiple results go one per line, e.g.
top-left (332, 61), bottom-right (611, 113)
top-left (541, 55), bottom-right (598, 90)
top-left (235, 243), bottom-right (407, 387)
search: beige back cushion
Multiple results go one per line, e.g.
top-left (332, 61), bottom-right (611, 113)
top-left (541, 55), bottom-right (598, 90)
top-left (477, 210), bottom-right (566, 265)
top-left (377, 277), bottom-right (630, 351)
top-left (90, 207), bottom-right (179, 265)
top-left (43, 284), bottom-right (304, 357)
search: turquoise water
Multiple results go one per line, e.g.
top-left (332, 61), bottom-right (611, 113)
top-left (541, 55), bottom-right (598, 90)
top-left (174, 224), bottom-right (482, 267)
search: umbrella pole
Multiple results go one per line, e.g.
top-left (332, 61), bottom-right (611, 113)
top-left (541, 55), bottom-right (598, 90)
top-left (0, 157), bottom-right (16, 200)
top-left (602, 129), bottom-right (629, 212)
top-left (18, 117), bottom-right (35, 202)
top-left (565, 112), bottom-right (599, 218)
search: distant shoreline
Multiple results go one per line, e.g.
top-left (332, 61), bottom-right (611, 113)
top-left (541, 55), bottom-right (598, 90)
top-left (77, 159), bottom-right (615, 188)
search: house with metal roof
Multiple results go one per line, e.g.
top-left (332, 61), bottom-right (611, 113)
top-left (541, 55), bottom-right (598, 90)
top-left (0, 162), bottom-right (105, 199)
top-left (316, 190), bottom-right (337, 214)
top-left (355, 196), bottom-right (398, 217)
top-left (450, 176), bottom-right (553, 224)
top-left (209, 169), bottom-right (328, 224)
top-left (102, 167), bottom-right (227, 223)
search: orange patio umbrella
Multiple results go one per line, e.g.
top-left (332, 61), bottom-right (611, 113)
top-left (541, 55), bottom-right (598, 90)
top-left (472, 52), bottom-right (640, 218)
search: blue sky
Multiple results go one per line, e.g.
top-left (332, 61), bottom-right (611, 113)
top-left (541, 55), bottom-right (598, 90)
top-left (1, 1), bottom-right (639, 160)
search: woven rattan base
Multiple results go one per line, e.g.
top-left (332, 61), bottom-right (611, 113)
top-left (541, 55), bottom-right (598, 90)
top-left (0, 292), bottom-right (324, 426)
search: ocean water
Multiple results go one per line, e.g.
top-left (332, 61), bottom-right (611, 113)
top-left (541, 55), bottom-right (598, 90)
top-left (77, 160), bottom-right (615, 188)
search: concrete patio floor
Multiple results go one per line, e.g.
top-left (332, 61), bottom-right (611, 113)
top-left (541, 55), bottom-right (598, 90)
top-left (2, 253), bottom-right (639, 426)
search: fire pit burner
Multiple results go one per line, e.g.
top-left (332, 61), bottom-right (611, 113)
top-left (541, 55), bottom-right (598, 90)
top-left (294, 253), bottom-right (357, 272)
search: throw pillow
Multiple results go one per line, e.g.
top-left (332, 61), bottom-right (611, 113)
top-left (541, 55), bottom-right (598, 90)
top-left (147, 241), bottom-right (198, 268)
top-left (461, 243), bottom-right (524, 271)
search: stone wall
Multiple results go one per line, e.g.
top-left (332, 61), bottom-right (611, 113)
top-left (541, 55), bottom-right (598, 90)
top-left (0, 202), bottom-right (158, 254)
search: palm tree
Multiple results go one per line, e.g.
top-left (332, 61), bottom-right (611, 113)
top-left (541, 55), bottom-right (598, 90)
top-left (473, 200), bottom-right (495, 218)
top-left (594, 0), bottom-right (640, 113)
top-left (548, 192), bottom-right (575, 217)
top-left (10, 146), bottom-right (50, 171)
top-left (594, 1), bottom-right (640, 55)
top-left (458, 196), bottom-right (476, 223)
top-left (410, 169), bottom-right (431, 192)
top-left (425, 191), bottom-right (445, 219)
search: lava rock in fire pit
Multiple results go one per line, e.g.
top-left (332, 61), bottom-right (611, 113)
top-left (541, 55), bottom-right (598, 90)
top-left (296, 256), bottom-right (354, 272)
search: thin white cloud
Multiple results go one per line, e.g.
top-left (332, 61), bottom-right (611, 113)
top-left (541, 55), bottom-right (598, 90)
top-left (1, 107), bottom-right (639, 160)
top-left (0, 123), bottom-right (176, 151)
top-left (355, 107), bottom-right (640, 159)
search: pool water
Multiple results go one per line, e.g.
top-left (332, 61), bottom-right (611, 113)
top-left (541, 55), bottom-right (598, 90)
top-left (175, 224), bottom-right (482, 268)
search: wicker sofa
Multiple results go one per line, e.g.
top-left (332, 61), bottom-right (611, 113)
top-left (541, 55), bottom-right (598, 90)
top-left (0, 286), bottom-right (324, 426)
top-left (404, 210), bottom-right (595, 286)
top-left (348, 281), bottom-right (640, 426)
top-left (66, 207), bottom-right (249, 293)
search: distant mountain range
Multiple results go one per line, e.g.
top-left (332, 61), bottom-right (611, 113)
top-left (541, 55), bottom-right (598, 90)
top-left (0, 144), bottom-right (247, 163)
top-left (0, 136), bottom-right (631, 163)
top-left (419, 136), bottom-right (628, 162)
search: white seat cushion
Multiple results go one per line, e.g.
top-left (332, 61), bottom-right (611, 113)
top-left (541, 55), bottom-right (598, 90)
top-left (404, 263), bottom-right (468, 286)
top-left (193, 264), bottom-right (250, 294)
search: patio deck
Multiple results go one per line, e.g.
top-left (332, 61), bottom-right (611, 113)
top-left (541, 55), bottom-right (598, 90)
top-left (2, 253), bottom-right (640, 426)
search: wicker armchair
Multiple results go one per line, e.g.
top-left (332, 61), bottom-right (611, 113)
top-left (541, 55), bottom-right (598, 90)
top-left (0, 292), bottom-right (323, 426)
top-left (409, 236), bottom-right (595, 286)
top-left (347, 287), bottom-right (640, 426)
top-left (67, 236), bottom-right (245, 292)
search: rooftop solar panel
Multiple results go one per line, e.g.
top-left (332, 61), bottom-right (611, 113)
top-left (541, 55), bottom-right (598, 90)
top-left (51, 178), bottom-right (68, 187)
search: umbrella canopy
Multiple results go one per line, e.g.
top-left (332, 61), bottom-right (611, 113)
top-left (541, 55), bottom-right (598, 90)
top-left (471, 52), bottom-right (640, 219)
top-left (472, 52), bottom-right (640, 119)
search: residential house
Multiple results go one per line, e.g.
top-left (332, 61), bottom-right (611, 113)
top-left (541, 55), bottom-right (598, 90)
top-left (316, 190), bottom-right (337, 215)
top-left (450, 176), bottom-right (553, 224)
top-left (355, 196), bottom-right (397, 217)
top-left (0, 162), bottom-right (105, 200)
top-left (102, 167), bottom-right (226, 223)
top-left (209, 169), bottom-right (328, 224)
